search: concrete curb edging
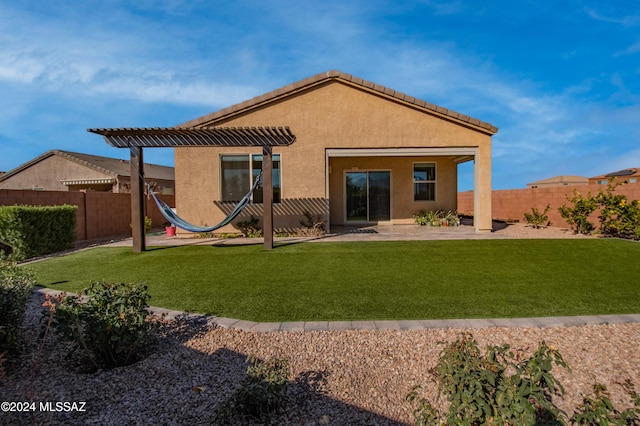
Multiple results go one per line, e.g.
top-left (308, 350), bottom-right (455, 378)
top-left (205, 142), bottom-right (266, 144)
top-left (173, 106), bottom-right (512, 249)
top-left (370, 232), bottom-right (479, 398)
top-left (35, 287), bottom-right (640, 333)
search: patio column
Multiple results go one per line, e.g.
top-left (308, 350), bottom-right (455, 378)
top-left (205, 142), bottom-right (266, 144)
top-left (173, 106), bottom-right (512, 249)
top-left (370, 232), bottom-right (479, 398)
top-left (473, 144), bottom-right (493, 233)
top-left (262, 145), bottom-right (273, 250)
top-left (130, 147), bottom-right (146, 252)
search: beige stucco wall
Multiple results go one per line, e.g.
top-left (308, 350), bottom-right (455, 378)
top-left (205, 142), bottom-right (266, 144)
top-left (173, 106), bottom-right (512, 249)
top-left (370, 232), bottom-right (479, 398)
top-left (0, 156), bottom-right (114, 192)
top-left (329, 156), bottom-right (458, 225)
top-left (175, 80), bottom-right (493, 234)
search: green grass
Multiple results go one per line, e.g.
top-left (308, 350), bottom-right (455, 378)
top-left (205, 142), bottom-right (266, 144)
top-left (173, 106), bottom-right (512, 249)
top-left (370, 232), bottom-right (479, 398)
top-left (27, 239), bottom-right (640, 322)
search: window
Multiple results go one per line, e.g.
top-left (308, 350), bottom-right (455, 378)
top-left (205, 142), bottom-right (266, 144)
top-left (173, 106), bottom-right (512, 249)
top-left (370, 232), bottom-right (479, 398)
top-left (413, 163), bottom-right (436, 201)
top-left (220, 154), bottom-right (281, 203)
top-left (630, 178), bottom-right (637, 184)
top-left (597, 179), bottom-right (608, 185)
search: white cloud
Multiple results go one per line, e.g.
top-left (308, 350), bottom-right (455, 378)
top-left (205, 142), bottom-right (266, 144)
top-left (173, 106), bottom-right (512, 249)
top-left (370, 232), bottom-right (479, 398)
top-left (585, 7), bottom-right (640, 26)
top-left (613, 41), bottom-right (640, 57)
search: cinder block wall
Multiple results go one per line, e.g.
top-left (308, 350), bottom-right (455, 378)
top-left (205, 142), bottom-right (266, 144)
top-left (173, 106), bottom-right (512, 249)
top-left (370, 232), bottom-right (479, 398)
top-left (458, 184), bottom-right (640, 227)
top-left (0, 189), bottom-right (174, 240)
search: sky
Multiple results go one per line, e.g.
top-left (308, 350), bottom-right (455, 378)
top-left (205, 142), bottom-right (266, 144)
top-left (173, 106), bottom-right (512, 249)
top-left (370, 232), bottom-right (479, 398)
top-left (0, 0), bottom-right (638, 190)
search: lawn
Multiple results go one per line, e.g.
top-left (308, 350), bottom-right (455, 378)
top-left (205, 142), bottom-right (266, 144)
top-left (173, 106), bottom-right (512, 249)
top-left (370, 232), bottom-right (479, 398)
top-left (27, 239), bottom-right (640, 322)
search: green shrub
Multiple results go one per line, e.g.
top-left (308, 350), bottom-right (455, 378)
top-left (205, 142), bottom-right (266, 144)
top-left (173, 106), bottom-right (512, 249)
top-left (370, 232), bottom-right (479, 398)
top-left (237, 215), bottom-right (263, 238)
top-left (524, 204), bottom-right (551, 228)
top-left (0, 260), bottom-right (36, 361)
top-left (130, 216), bottom-right (153, 234)
top-left (408, 333), bottom-right (640, 425)
top-left (49, 281), bottom-right (158, 369)
top-left (559, 189), bottom-right (598, 234)
top-left (0, 205), bottom-right (77, 260)
top-left (571, 381), bottom-right (640, 425)
top-left (296, 210), bottom-right (326, 236)
top-left (413, 210), bottom-right (460, 227)
top-left (596, 180), bottom-right (640, 240)
top-left (407, 332), bottom-right (569, 425)
top-left (215, 355), bottom-right (289, 423)
top-left (559, 179), bottom-right (640, 239)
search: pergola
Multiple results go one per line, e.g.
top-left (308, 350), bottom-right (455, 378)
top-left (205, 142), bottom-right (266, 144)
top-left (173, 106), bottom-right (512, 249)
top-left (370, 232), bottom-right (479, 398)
top-left (88, 126), bottom-right (296, 252)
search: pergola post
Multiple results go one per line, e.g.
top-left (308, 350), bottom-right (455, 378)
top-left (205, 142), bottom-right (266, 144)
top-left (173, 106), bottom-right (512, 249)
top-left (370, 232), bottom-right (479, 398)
top-left (262, 145), bottom-right (273, 250)
top-left (130, 147), bottom-right (146, 252)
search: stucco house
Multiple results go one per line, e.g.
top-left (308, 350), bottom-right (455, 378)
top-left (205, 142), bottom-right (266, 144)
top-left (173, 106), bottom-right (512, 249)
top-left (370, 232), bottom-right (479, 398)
top-left (173, 70), bottom-right (497, 234)
top-left (0, 150), bottom-right (175, 194)
top-left (589, 168), bottom-right (639, 185)
top-left (526, 175), bottom-right (589, 188)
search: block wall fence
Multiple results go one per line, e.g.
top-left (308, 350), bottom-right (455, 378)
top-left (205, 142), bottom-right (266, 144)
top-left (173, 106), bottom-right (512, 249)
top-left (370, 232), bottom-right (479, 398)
top-left (0, 189), bottom-right (174, 241)
top-left (457, 183), bottom-right (640, 227)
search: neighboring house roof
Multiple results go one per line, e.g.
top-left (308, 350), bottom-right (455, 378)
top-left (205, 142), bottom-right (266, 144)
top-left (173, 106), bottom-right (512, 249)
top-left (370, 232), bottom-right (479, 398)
top-left (526, 175), bottom-right (589, 187)
top-left (180, 70), bottom-right (498, 135)
top-left (590, 168), bottom-right (640, 180)
top-left (0, 150), bottom-right (174, 183)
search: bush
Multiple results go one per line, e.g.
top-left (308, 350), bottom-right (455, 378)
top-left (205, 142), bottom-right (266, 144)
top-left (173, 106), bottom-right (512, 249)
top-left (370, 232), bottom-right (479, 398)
top-left (294, 211), bottom-right (326, 237)
top-left (407, 332), bottom-right (569, 425)
top-left (130, 216), bottom-right (153, 234)
top-left (524, 204), bottom-right (551, 228)
top-left (413, 210), bottom-right (460, 226)
top-left (558, 189), bottom-right (598, 235)
top-left (215, 355), bottom-right (289, 423)
top-left (0, 259), bottom-right (36, 363)
top-left (596, 180), bottom-right (640, 240)
top-left (0, 205), bottom-right (77, 260)
top-left (408, 333), bottom-right (640, 425)
top-left (237, 215), bottom-right (263, 238)
top-left (49, 281), bottom-right (158, 369)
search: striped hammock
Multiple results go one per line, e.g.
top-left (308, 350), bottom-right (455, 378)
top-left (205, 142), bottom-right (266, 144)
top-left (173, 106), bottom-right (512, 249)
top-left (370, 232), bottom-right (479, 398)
top-left (148, 173), bottom-right (261, 233)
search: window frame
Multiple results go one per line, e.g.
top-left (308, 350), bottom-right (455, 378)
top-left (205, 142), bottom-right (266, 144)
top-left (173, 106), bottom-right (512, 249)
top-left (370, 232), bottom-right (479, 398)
top-left (219, 153), bottom-right (281, 203)
top-left (412, 162), bottom-right (437, 202)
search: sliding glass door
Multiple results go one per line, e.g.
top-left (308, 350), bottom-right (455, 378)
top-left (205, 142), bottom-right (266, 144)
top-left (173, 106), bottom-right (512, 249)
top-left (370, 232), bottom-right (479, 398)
top-left (346, 171), bottom-right (390, 222)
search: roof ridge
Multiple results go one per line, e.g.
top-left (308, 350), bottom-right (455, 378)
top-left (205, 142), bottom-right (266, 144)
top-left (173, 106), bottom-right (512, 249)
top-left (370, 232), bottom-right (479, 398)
top-left (0, 149), bottom-right (174, 183)
top-left (55, 150), bottom-right (117, 177)
top-left (178, 70), bottom-right (498, 134)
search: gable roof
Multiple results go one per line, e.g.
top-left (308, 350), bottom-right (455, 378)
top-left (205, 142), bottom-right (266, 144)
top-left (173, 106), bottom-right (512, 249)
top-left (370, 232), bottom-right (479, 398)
top-left (526, 175), bottom-right (589, 187)
top-left (0, 150), bottom-right (174, 183)
top-left (180, 70), bottom-right (498, 135)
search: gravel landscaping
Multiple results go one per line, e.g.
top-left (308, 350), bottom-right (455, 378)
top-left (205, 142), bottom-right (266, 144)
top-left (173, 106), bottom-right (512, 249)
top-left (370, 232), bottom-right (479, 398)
top-left (2, 225), bottom-right (638, 425)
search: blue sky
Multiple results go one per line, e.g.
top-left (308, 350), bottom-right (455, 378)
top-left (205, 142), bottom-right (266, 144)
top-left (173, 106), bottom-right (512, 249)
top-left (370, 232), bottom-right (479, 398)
top-left (1, 0), bottom-right (638, 190)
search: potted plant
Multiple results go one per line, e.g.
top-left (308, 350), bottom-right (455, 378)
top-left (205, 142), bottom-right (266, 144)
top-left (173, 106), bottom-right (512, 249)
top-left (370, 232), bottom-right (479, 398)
top-left (164, 222), bottom-right (176, 237)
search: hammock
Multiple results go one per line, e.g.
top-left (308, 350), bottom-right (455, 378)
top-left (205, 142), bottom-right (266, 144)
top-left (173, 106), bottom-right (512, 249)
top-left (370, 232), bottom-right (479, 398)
top-left (148, 172), bottom-right (262, 233)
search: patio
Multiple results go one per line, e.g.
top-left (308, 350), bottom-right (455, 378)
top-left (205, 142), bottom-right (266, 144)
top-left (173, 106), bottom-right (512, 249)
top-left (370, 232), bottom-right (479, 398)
top-left (96, 220), bottom-right (581, 249)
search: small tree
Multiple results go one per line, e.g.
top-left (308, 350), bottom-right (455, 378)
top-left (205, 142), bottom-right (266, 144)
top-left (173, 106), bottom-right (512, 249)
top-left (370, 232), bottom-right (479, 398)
top-left (524, 204), bottom-right (551, 228)
top-left (558, 189), bottom-right (598, 234)
top-left (596, 179), bottom-right (640, 240)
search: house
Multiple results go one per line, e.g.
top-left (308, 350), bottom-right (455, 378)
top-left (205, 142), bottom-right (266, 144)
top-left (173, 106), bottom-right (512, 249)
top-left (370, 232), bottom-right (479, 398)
top-left (526, 175), bottom-right (589, 188)
top-left (0, 150), bottom-right (175, 194)
top-left (170, 70), bottom-right (497, 234)
top-left (589, 168), bottom-right (640, 185)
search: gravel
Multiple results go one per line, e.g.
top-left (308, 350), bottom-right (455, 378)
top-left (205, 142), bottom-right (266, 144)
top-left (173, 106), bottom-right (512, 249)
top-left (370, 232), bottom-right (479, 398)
top-left (2, 290), bottom-right (639, 425)
top-left (2, 226), bottom-right (638, 425)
